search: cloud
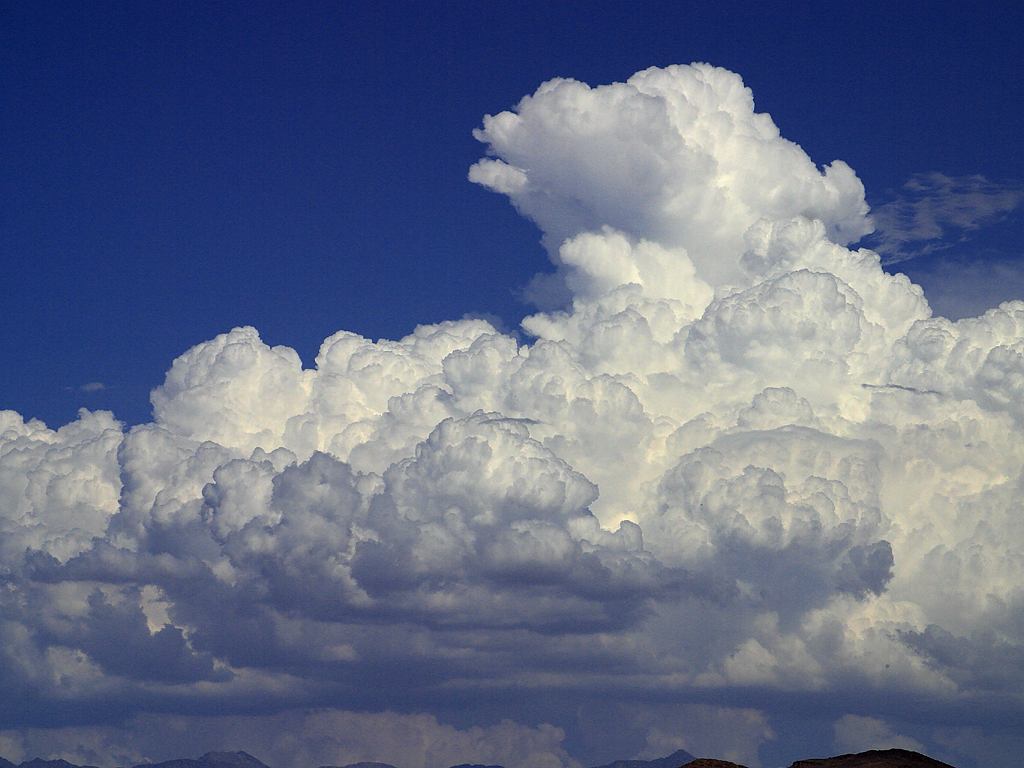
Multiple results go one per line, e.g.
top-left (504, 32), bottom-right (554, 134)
top-left (80, 382), bottom-right (107, 393)
top-left (833, 715), bottom-right (925, 754)
top-left (634, 704), bottom-right (774, 768)
top-left (470, 64), bottom-right (872, 288)
top-left (2, 64), bottom-right (1024, 768)
top-left (0, 711), bottom-right (578, 768)
top-left (868, 173), bottom-right (1023, 264)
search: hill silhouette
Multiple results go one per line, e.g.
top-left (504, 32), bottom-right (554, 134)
top-left (592, 748), bottom-right (696, 768)
top-left (0, 747), bottom-right (959, 768)
top-left (789, 748), bottom-right (956, 768)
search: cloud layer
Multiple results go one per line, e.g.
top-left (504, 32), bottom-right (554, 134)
top-left (3, 64), bottom-right (1023, 768)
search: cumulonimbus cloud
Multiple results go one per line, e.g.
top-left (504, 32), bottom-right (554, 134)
top-left (2, 63), bottom-right (1023, 768)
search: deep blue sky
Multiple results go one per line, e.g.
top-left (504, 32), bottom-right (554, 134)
top-left (3, 0), bottom-right (1023, 427)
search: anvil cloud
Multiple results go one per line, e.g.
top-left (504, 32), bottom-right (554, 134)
top-left (2, 64), bottom-right (1023, 768)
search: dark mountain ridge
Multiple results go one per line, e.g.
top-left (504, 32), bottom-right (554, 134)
top-left (677, 748), bottom-right (957, 768)
top-left (789, 748), bottom-right (957, 768)
top-left (592, 748), bottom-right (696, 768)
top-left (130, 753), bottom-right (269, 768)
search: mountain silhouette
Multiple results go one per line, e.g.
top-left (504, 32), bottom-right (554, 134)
top-left (789, 749), bottom-right (956, 768)
top-left (591, 748), bottom-right (696, 768)
top-left (0, 748), bottom-right (959, 768)
top-left (674, 749), bottom-right (957, 768)
top-left (131, 753), bottom-right (270, 768)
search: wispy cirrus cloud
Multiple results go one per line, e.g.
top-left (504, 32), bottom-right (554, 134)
top-left (868, 172), bottom-right (1023, 264)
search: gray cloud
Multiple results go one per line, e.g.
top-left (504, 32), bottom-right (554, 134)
top-left (868, 172), bottom-right (1023, 264)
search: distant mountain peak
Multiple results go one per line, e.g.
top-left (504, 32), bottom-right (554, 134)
top-left (128, 751), bottom-right (271, 768)
top-left (591, 747), bottom-right (697, 768)
top-left (198, 754), bottom-right (269, 768)
top-left (18, 761), bottom-right (98, 768)
top-left (0, 746), bottom-right (960, 768)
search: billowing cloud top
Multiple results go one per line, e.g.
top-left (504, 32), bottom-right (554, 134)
top-left (469, 64), bottom-right (872, 287)
top-left (2, 64), bottom-right (1022, 768)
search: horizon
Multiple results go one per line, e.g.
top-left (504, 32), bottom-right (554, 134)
top-left (0, 744), bottom-right (947, 768)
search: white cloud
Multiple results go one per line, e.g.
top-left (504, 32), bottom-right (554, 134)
top-left (2, 63), bottom-right (1024, 767)
top-left (469, 64), bottom-right (872, 288)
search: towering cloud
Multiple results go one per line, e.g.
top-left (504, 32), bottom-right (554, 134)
top-left (2, 64), bottom-right (1022, 768)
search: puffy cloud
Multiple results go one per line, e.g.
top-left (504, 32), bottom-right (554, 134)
top-left (470, 64), bottom-right (871, 288)
top-left (888, 301), bottom-right (1024, 422)
top-left (2, 63), bottom-right (1023, 768)
top-left (645, 425), bottom-right (893, 627)
top-left (0, 409), bottom-right (121, 566)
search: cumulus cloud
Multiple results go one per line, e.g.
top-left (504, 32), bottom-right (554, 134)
top-left (470, 64), bottom-right (871, 292)
top-left (2, 63), bottom-right (1024, 768)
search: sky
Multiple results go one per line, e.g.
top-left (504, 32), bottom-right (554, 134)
top-left (4, 1), bottom-right (1024, 428)
top-left (2, 2), bottom-right (1024, 768)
